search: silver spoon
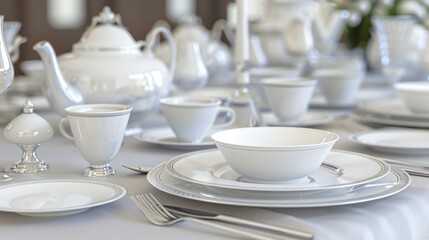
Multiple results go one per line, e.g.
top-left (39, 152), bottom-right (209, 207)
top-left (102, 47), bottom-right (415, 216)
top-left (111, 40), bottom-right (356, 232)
top-left (122, 165), bottom-right (152, 174)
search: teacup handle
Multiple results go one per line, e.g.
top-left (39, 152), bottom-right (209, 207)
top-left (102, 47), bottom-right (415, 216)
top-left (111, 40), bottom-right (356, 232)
top-left (212, 107), bottom-right (236, 129)
top-left (58, 118), bottom-right (74, 141)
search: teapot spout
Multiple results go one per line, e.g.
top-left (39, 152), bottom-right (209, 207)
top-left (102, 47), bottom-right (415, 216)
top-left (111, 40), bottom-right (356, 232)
top-left (33, 41), bottom-right (85, 116)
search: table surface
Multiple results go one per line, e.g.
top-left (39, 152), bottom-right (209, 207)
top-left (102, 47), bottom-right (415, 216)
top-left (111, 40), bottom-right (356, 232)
top-left (1, 94), bottom-right (429, 240)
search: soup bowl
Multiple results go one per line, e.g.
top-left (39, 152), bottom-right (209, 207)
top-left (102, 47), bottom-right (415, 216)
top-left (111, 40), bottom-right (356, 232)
top-left (211, 127), bottom-right (339, 183)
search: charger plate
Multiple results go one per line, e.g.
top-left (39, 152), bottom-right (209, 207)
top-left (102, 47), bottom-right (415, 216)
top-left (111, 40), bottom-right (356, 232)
top-left (165, 149), bottom-right (390, 192)
top-left (0, 179), bottom-right (126, 217)
top-left (148, 164), bottom-right (410, 208)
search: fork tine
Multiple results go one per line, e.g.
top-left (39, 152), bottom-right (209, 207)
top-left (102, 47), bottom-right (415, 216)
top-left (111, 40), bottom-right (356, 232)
top-left (131, 195), bottom-right (166, 225)
top-left (146, 193), bottom-right (178, 220)
top-left (136, 194), bottom-right (166, 222)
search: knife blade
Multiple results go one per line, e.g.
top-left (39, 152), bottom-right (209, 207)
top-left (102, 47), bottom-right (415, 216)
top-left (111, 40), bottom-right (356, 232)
top-left (165, 205), bottom-right (314, 240)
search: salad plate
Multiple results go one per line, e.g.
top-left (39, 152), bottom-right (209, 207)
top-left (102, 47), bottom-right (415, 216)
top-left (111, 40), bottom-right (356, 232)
top-left (0, 179), bottom-right (126, 217)
top-left (261, 111), bottom-right (334, 127)
top-left (165, 149), bottom-right (390, 192)
top-left (134, 127), bottom-right (216, 150)
top-left (350, 128), bottom-right (429, 154)
top-left (148, 164), bottom-right (410, 208)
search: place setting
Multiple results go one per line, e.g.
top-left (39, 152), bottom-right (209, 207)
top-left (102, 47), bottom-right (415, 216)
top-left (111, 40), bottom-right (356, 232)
top-left (351, 81), bottom-right (429, 128)
top-left (146, 127), bottom-right (411, 208)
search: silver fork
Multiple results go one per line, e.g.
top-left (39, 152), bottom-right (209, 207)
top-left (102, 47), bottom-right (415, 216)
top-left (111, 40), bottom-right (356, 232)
top-left (131, 193), bottom-right (281, 240)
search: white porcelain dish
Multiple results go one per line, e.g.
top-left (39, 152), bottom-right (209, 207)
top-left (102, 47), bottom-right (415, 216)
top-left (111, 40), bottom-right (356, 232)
top-left (394, 81), bottom-right (429, 114)
top-left (357, 98), bottom-right (429, 121)
top-left (165, 149), bottom-right (390, 192)
top-left (350, 112), bottom-right (429, 128)
top-left (262, 111), bottom-right (334, 127)
top-left (350, 128), bottom-right (429, 154)
top-left (147, 164), bottom-right (410, 208)
top-left (134, 127), bottom-right (216, 150)
top-left (211, 127), bottom-right (339, 182)
top-left (310, 95), bottom-right (357, 109)
top-left (352, 98), bottom-right (429, 128)
top-left (0, 179), bottom-right (126, 217)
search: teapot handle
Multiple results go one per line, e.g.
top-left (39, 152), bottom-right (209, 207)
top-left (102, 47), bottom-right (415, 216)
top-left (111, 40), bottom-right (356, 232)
top-left (145, 26), bottom-right (177, 90)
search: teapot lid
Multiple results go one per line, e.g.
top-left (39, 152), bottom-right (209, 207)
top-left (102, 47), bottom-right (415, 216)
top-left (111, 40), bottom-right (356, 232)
top-left (73, 6), bottom-right (143, 52)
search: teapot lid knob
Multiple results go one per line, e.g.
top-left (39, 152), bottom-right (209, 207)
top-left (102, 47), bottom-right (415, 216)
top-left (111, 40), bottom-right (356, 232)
top-left (23, 98), bottom-right (34, 114)
top-left (93, 6), bottom-right (122, 26)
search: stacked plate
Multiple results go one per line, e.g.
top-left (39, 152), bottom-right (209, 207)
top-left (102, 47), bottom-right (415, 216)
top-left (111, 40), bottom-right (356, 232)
top-left (147, 149), bottom-right (410, 208)
top-left (351, 98), bottom-right (429, 128)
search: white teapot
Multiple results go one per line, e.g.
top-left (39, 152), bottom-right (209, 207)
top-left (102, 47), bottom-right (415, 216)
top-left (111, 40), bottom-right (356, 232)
top-left (33, 7), bottom-right (176, 121)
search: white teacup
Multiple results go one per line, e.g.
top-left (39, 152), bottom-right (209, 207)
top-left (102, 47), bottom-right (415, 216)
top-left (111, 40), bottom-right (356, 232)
top-left (160, 96), bottom-right (235, 143)
top-left (59, 104), bottom-right (132, 177)
top-left (262, 78), bottom-right (317, 122)
top-left (312, 69), bottom-right (365, 106)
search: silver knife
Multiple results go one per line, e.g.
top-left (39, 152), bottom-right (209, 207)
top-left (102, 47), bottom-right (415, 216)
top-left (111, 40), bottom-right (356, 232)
top-left (165, 205), bottom-right (314, 240)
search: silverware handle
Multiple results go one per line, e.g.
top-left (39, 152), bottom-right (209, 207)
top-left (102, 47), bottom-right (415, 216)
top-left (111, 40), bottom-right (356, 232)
top-left (215, 215), bottom-right (314, 240)
top-left (380, 158), bottom-right (429, 170)
top-left (185, 217), bottom-right (276, 240)
top-left (402, 168), bottom-right (429, 178)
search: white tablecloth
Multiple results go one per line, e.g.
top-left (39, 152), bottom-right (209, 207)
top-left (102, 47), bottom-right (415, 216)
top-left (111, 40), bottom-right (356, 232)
top-left (0, 110), bottom-right (428, 240)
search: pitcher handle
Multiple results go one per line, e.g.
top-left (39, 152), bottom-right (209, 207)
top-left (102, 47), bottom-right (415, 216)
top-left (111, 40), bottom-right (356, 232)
top-left (145, 26), bottom-right (177, 90)
top-left (58, 118), bottom-right (74, 141)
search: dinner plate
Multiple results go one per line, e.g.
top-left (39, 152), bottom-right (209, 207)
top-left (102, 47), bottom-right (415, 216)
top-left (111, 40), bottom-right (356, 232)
top-left (261, 112), bottom-right (334, 127)
top-left (148, 164), bottom-right (410, 208)
top-left (350, 112), bottom-right (429, 128)
top-left (350, 128), bottom-right (429, 154)
top-left (165, 149), bottom-right (391, 192)
top-left (310, 95), bottom-right (357, 109)
top-left (134, 127), bottom-right (216, 150)
top-left (0, 179), bottom-right (126, 217)
top-left (357, 98), bottom-right (429, 121)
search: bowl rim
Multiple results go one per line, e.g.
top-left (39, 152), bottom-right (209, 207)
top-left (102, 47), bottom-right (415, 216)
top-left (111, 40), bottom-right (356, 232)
top-left (211, 127), bottom-right (339, 150)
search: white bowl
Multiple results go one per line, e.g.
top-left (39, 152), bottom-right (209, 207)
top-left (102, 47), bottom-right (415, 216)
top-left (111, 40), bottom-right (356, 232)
top-left (261, 78), bottom-right (316, 121)
top-left (211, 127), bottom-right (339, 183)
top-left (312, 69), bottom-right (365, 105)
top-left (394, 81), bottom-right (429, 114)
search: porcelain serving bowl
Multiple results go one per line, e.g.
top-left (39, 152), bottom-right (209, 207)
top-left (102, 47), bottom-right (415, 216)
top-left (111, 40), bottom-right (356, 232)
top-left (394, 81), bottom-right (429, 114)
top-left (211, 127), bottom-right (339, 183)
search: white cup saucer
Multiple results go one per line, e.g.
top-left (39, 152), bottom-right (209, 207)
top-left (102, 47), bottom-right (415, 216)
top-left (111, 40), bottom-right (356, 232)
top-left (261, 111), bottom-right (334, 127)
top-left (134, 127), bottom-right (216, 150)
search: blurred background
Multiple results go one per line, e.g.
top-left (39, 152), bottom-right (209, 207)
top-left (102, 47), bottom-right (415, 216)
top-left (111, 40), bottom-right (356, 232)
top-left (0, 0), bottom-right (234, 74)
